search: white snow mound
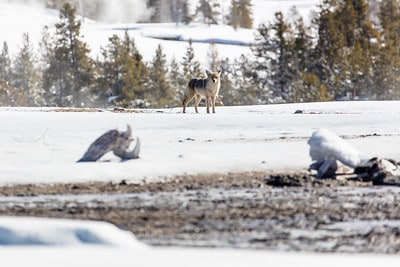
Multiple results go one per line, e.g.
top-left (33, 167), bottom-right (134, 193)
top-left (0, 216), bottom-right (148, 249)
top-left (308, 128), bottom-right (368, 168)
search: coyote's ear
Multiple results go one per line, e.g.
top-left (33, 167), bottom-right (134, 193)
top-left (218, 70), bottom-right (222, 74)
top-left (205, 69), bottom-right (211, 75)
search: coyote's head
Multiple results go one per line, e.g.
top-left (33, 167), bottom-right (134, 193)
top-left (206, 69), bottom-right (221, 83)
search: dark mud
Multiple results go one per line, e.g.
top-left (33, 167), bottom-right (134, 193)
top-left (0, 171), bottom-right (400, 253)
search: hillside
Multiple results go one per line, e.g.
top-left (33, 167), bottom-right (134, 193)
top-left (0, 0), bottom-right (320, 66)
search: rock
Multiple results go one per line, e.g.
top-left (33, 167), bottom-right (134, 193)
top-left (354, 157), bottom-right (399, 185)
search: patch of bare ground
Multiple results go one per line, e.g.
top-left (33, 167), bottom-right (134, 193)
top-left (0, 171), bottom-right (400, 253)
top-left (50, 107), bottom-right (146, 113)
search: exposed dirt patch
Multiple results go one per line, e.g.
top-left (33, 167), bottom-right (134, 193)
top-left (0, 171), bottom-right (399, 253)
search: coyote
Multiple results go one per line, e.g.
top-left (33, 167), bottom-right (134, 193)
top-left (182, 69), bottom-right (221, 113)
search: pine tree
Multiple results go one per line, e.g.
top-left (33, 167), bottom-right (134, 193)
top-left (169, 57), bottom-right (183, 103)
top-left (311, 0), bottom-right (345, 97)
top-left (375, 0), bottom-right (400, 99)
top-left (180, 0), bottom-right (192, 24)
top-left (181, 39), bottom-right (202, 80)
top-left (232, 55), bottom-right (259, 104)
top-left (237, 0), bottom-right (253, 29)
top-left (39, 26), bottom-right (56, 106)
top-left (228, 0), bottom-right (253, 29)
top-left (0, 41), bottom-right (22, 106)
top-left (0, 42), bottom-right (12, 105)
top-left (312, 0), bottom-right (379, 99)
top-left (43, 3), bottom-right (94, 107)
top-left (97, 32), bottom-right (148, 108)
top-left (291, 16), bottom-right (326, 102)
top-left (151, 0), bottom-right (171, 23)
top-left (336, 0), bottom-right (379, 99)
top-left (13, 33), bottom-right (42, 106)
top-left (228, 0), bottom-right (240, 29)
top-left (267, 12), bottom-right (296, 102)
top-left (0, 42), bottom-right (12, 84)
top-left (218, 57), bottom-right (234, 105)
top-left (195, 0), bottom-right (219, 25)
top-left (251, 23), bottom-right (271, 89)
top-left (147, 44), bottom-right (174, 107)
top-left (177, 39), bottom-right (202, 101)
top-left (291, 72), bottom-right (330, 102)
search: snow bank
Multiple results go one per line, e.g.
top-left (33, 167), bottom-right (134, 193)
top-left (0, 216), bottom-right (147, 249)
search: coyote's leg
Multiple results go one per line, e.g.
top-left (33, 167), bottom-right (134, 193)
top-left (211, 95), bottom-right (216, 113)
top-left (194, 94), bottom-right (202, 113)
top-left (183, 90), bottom-right (194, 113)
top-left (205, 96), bottom-right (210, 113)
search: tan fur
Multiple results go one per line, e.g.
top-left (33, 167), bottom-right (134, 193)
top-left (182, 69), bottom-right (221, 113)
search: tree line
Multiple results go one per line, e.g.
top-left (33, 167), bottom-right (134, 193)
top-left (2, 1), bottom-right (400, 108)
top-left (220, 0), bottom-right (400, 105)
top-left (0, 1), bottom-right (252, 108)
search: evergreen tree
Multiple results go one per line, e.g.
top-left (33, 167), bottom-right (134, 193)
top-left (312, 0), bottom-right (379, 99)
top-left (147, 44), bottom-right (174, 107)
top-left (39, 26), bottom-right (56, 106)
top-left (0, 41), bottom-right (24, 106)
top-left (337, 0), bottom-right (379, 99)
top-left (13, 33), bottom-right (42, 106)
top-left (151, 0), bottom-right (172, 23)
top-left (251, 23), bottom-right (271, 90)
top-left (174, 39), bottom-right (202, 102)
top-left (291, 16), bottom-right (327, 102)
top-left (232, 54), bottom-right (259, 104)
top-left (97, 32), bottom-right (148, 108)
top-left (292, 17), bottom-right (313, 75)
top-left (291, 72), bottom-right (330, 102)
top-left (43, 3), bottom-right (94, 107)
top-left (181, 39), bottom-right (202, 80)
top-left (169, 57), bottom-right (183, 103)
top-left (237, 0), bottom-right (253, 29)
top-left (228, 0), bottom-right (253, 29)
top-left (180, 0), bottom-right (192, 24)
top-left (265, 12), bottom-right (296, 102)
top-left (311, 0), bottom-right (347, 97)
top-left (195, 0), bottom-right (219, 25)
top-left (218, 57), bottom-right (234, 105)
top-left (228, 0), bottom-right (239, 29)
top-left (150, 0), bottom-right (192, 24)
top-left (0, 42), bottom-right (12, 84)
top-left (375, 0), bottom-right (400, 99)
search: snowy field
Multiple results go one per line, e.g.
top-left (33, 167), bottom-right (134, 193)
top-left (1, 101), bottom-right (400, 265)
top-left (1, 101), bottom-right (400, 185)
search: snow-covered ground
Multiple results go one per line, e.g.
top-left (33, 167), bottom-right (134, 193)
top-left (0, 216), bottom-right (398, 267)
top-left (1, 2), bottom-right (400, 265)
top-left (1, 101), bottom-right (400, 185)
top-left (1, 100), bottom-right (400, 266)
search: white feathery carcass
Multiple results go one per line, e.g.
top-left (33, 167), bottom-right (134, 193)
top-left (308, 129), bottom-right (368, 178)
top-left (308, 129), bottom-right (399, 181)
top-left (308, 128), bottom-right (368, 168)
